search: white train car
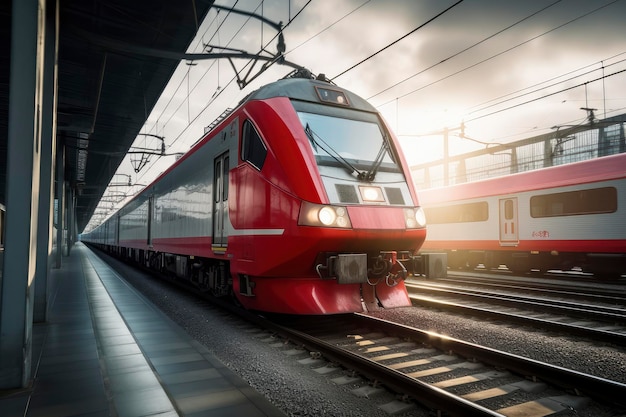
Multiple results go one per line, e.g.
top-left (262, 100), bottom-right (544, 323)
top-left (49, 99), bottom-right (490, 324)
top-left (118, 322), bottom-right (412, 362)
top-left (418, 153), bottom-right (626, 278)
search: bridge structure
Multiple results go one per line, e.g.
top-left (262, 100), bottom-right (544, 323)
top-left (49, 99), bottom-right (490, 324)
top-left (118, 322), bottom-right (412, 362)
top-left (411, 112), bottom-right (626, 189)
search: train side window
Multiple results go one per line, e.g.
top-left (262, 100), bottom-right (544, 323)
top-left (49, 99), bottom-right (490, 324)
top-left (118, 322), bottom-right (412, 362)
top-left (530, 186), bottom-right (617, 217)
top-left (214, 159), bottom-right (222, 203)
top-left (424, 201), bottom-right (488, 224)
top-left (241, 120), bottom-right (267, 170)
top-left (504, 199), bottom-right (514, 220)
top-left (223, 156), bottom-right (229, 199)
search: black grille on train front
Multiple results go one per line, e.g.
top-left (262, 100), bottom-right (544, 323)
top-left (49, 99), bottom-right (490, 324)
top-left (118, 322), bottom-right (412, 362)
top-left (385, 187), bottom-right (405, 205)
top-left (336, 184), bottom-right (359, 203)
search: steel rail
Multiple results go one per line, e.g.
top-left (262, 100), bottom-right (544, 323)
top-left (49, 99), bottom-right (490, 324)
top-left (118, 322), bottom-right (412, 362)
top-left (351, 313), bottom-right (626, 408)
top-left (247, 312), bottom-right (506, 417)
top-left (432, 273), bottom-right (626, 301)
top-left (408, 282), bottom-right (626, 321)
top-left (406, 284), bottom-right (626, 344)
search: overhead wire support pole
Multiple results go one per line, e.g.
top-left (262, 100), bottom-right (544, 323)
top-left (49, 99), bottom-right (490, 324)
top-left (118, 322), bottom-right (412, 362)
top-left (427, 124), bottom-right (464, 186)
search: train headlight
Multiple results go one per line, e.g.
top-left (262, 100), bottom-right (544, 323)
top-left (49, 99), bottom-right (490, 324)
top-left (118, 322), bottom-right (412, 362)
top-left (299, 202), bottom-right (352, 228)
top-left (404, 207), bottom-right (426, 229)
top-left (359, 186), bottom-right (385, 202)
top-left (318, 206), bottom-right (336, 226)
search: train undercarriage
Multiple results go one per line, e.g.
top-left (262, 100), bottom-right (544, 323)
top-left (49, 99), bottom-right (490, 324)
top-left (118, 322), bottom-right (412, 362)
top-left (93, 243), bottom-right (423, 313)
top-left (445, 249), bottom-right (626, 279)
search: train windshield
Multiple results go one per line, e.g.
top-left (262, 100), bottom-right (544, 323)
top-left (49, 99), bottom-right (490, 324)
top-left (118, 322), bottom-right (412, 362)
top-left (297, 112), bottom-right (399, 176)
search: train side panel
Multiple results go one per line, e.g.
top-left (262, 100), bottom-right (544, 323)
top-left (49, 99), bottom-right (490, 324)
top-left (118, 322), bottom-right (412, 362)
top-left (419, 153), bottom-right (626, 275)
top-left (150, 118), bottom-right (237, 257)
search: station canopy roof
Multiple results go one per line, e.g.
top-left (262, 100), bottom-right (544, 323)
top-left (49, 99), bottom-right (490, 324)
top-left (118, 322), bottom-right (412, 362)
top-left (0, 0), bottom-right (215, 232)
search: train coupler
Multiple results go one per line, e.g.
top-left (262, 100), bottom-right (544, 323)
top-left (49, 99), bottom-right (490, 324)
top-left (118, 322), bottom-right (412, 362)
top-left (368, 251), bottom-right (407, 287)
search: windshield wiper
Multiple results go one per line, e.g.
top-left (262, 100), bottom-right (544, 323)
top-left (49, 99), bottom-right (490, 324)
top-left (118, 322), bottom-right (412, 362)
top-left (360, 133), bottom-right (390, 181)
top-left (304, 123), bottom-right (363, 177)
top-left (304, 123), bottom-right (318, 152)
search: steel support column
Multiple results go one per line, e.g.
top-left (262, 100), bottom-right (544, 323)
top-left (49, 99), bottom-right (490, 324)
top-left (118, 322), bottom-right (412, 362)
top-left (0, 0), bottom-right (45, 389)
top-left (34, 0), bottom-right (58, 323)
top-left (55, 146), bottom-right (65, 268)
top-left (66, 186), bottom-right (75, 255)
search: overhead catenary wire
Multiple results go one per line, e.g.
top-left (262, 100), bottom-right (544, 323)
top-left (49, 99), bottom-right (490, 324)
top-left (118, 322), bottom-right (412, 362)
top-left (124, 0), bottom-right (468, 206)
top-left (374, 0), bottom-right (622, 108)
top-left (465, 51), bottom-right (626, 113)
top-left (463, 67), bottom-right (626, 124)
top-left (134, 3), bottom-right (265, 185)
top-left (284, 0), bottom-right (371, 55)
top-left (88, 1), bottom-right (254, 225)
top-left (366, 0), bottom-right (564, 101)
top-left (399, 63), bottom-right (626, 140)
top-left (330, 0), bottom-right (465, 81)
top-left (126, 0), bottom-right (464, 189)
top-left (466, 54), bottom-right (626, 118)
top-left (133, 0), bottom-right (315, 187)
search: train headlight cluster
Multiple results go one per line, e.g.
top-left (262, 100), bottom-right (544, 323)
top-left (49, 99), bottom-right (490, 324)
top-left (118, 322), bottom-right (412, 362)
top-left (404, 207), bottom-right (427, 229)
top-left (299, 202), bottom-right (352, 228)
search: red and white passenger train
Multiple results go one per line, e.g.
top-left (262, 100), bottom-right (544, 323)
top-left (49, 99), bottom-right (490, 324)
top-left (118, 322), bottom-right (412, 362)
top-left (81, 74), bottom-right (427, 314)
top-left (418, 152), bottom-right (626, 278)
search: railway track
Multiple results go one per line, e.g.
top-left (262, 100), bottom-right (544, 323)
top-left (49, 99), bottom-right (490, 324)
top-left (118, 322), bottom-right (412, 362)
top-left (405, 276), bottom-right (626, 345)
top-left (427, 271), bottom-right (626, 298)
top-left (256, 312), bottom-right (626, 417)
top-left (97, 250), bottom-right (626, 416)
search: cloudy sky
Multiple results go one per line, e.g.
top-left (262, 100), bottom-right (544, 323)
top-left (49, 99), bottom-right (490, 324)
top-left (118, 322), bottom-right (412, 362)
top-left (94, 0), bottom-right (626, 223)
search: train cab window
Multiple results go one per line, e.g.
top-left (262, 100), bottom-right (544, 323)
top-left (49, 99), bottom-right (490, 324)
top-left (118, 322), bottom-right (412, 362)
top-left (530, 186), bottom-right (617, 217)
top-left (241, 120), bottom-right (267, 170)
top-left (424, 201), bottom-right (488, 224)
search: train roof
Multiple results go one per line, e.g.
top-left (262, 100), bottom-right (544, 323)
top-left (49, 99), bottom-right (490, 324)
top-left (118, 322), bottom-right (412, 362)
top-left (418, 152), bottom-right (626, 204)
top-left (98, 77), bottom-right (381, 219)
top-left (244, 77), bottom-right (377, 113)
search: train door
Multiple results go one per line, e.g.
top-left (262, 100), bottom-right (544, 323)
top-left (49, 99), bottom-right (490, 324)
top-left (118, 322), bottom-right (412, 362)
top-left (499, 197), bottom-right (519, 246)
top-left (212, 152), bottom-right (229, 251)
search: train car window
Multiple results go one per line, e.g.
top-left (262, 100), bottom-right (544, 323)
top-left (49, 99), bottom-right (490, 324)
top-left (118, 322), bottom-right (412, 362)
top-left (530, 186), bottom-right (617, 217)
top-left (504, 199), bottom-right (514, 220)
top-left (424, 201), bottom-right (488, 224)
top-left (214, 159), bottom-right (222, 204)
top-left (241, 120), bottom-right (267, 170)
top-left (223, 156), bottom-right (229, 199)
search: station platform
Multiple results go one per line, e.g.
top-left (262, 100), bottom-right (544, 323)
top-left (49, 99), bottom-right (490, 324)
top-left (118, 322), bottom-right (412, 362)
top-left (0, 243), bottom-right (286, 417)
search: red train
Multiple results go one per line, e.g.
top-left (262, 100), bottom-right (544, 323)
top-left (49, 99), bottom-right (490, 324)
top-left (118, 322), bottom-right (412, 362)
top-left (418, 152), bottom-right (626, 278)
top-left (81, 74), bottom-right (427, 314)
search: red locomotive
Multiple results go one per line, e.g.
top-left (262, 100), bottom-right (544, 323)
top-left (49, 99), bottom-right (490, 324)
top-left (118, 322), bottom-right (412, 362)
top-left (418, 152), bottom-right (626, 278)
top-left (81, 74), bottom-right (427, 314)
